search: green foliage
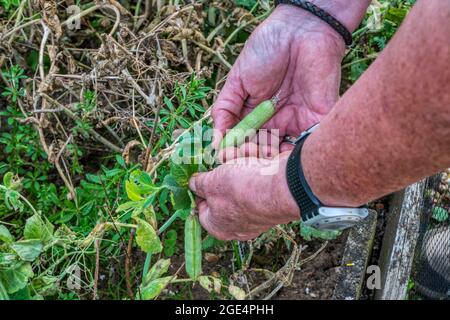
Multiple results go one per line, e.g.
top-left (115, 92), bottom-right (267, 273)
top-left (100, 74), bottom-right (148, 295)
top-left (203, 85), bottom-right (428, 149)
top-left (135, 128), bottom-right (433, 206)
top-left (138, 258), bottom-right (173, 300)
top-left (234, 0), bottom-right (257, 10)
top-left (135, 218), bottom-right (162, 254)
top-left (1, 65), bottom-right (26, 102)
top-left (300, 223), bottom-right (341, 241)
top-left (152, 76), bottom-right (210, 151)
top-left (163, 229), bottom-right (178, 257)
top-left (345, 1), bottom-right (414, 83)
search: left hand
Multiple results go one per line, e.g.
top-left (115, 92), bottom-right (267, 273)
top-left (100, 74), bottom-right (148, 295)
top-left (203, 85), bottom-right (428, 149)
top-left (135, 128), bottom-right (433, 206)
top-left (188, 153), bottom-right (300, 240)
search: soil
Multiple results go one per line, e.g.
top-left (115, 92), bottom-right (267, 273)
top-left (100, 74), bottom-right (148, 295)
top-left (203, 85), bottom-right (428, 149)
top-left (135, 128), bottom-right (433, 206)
top-left (275, 233), bottom-right (348, 300)
top-left (162, 230), bottom-right (349, 300)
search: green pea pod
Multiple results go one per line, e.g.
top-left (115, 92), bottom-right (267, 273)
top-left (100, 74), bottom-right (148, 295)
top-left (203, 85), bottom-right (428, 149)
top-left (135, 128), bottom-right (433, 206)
top-left (219, 99), bottom-right (276, 149)
top-left (184, 214), bottom-right (202, 279)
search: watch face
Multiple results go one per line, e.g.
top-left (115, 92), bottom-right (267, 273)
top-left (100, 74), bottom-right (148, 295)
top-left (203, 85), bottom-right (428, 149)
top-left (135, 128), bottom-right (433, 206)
top-left (305, 208), bottom-right (369, 231)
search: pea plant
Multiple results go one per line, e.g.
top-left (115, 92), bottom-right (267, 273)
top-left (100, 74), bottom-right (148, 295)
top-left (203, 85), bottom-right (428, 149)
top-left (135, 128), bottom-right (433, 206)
top-left (117, 129), bottom-right (246, 299)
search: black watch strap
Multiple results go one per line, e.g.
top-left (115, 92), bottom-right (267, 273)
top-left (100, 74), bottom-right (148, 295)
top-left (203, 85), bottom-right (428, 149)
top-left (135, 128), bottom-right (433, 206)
top-left (286, 132), bottom-right (322, 222)
top-left (274, 0), bottom-right (353, 46)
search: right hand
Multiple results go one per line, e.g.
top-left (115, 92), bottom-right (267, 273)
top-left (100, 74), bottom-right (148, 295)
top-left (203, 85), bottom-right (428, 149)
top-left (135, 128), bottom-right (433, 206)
top-left (212, 5), bottom-right (346, 160)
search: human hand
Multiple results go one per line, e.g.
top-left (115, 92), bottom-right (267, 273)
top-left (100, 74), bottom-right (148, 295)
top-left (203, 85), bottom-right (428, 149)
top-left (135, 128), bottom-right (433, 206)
top-left (212, 5), bottom-right (347, 158)
top-left (188, 153), bottom-right (299, 240)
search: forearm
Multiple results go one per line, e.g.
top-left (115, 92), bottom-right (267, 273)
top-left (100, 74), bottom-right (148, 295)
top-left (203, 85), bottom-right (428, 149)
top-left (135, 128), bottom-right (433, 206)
top-left (301, 0), bottom-right (450, 207)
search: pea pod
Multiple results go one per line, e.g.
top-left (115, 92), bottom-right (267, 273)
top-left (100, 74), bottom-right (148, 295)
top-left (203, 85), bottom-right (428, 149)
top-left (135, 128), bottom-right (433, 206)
top-left (184, 214), bottom-right (202, 279)
top-left (219, 99), bottom-right (277, 149)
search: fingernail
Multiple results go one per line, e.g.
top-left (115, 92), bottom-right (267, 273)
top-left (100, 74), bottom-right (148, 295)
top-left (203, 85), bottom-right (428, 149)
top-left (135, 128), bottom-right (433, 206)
top-left (189, 175), bottom-right (197, 192)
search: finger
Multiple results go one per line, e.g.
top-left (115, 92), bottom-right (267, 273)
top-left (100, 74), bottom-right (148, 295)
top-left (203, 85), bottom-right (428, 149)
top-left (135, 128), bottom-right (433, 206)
top-left (216, 146), bottom-right (242, 163)
top-left (234, 232), bottom-right (261, 241)
top-left (280, 141), bottom-right (295, 152)
top-left (198, 202), bottom-right (234, 241)
top-left (212, 68), bottom-right (247, 150)
top-left (188, 172), bottom-right (212, 199)
top-left (239, 141), bottom-right (259, 158)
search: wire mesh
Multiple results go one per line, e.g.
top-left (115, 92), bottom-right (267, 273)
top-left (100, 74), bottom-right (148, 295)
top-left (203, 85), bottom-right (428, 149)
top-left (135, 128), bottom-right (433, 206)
top-left (412, 170), bottom-right (450, 299)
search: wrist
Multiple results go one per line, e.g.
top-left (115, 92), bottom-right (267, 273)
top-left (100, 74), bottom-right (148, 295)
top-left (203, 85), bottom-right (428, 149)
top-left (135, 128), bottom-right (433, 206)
top-left (273, 153), bottom-right (301, 221)
top-left (275, 0), bottom-right (370, 33)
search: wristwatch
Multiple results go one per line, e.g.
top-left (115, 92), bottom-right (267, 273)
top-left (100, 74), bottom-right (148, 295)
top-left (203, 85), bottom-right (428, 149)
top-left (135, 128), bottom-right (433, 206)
top-left (286, 124), bottom-right (369, 231)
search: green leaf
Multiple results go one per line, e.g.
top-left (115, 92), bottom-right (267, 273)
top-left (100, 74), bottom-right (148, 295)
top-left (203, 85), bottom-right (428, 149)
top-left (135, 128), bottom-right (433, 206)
top-left (0, 253), bottom-right (18, 268)
top-left (169, 161), bottom-right (198, 187)
top-left (0, 280), bottom-right (9, 300)
top-left (8, 285), bottom-right (31, 300)
top-left (163, 175), bottom-right (191, 210)
top-left (31, 275), bottom-right (59, 296)
top-left (202, 235), bottom-right (224, 250)
top-left (125, 180), bottom-right (143, 201)
top-left (385, 7), bottom-right (408, 25)
top-left (228, 285), bottom-right (246, 300)
top-left (300, 223), bottom-right (341, 241)
top-left (143, 258), bottom-right (171, 285)
top-left (24, 214), bottom-right (54, 244)
top-left (11, 240), bottom-right (43, 261)
top-left (139, 276), bottom-right (174, 300)
top-left (116, 155), bottom-right (126, 168)
top-left (2, 172), bottom-right (13, 188)
top-left (432, 207), bottom-right (449, 222)
top-left (0, 225), bottom-right (14, 244)
top-left (0, 262), bottom-right (33, 294)
top-left (135, 218), bottom-right (162, 254)
top-left (116, 201), bottom-right (141, 213)
top-left (163, 230), bottom-right (177, 257)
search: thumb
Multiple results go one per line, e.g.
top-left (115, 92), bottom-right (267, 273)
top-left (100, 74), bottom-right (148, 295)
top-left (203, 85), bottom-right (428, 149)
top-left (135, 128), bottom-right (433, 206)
top-left (188, 172), bottom-right (211, 199)
top-left (212, 67), bottom-right (247, 149)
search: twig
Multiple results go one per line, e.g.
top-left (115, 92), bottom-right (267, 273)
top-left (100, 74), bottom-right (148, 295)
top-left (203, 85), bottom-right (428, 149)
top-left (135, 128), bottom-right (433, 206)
top-left (191, 40), bottom-right (231, 69)
top-left (38, 22), bottom-right (50, 88)
top-left (41, 93), bottom-right (123, 153)
top-left (61, 4), bottom-right (121, 37)
top-left (93, 238), bottom-right (101, 300)
top-left (122, 68), bottom-right (157, 113)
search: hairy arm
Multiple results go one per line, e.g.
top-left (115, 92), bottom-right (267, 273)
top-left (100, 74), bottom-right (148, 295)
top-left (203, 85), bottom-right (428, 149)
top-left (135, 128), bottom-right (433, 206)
top-left (302, 0), bottom-right (450, 207)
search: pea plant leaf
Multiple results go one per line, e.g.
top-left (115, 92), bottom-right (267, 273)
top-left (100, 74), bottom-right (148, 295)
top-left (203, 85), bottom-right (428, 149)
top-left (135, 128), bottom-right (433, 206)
top-left (163, 174), bottom-right (191, 210)
top-left (0, 225), bottom-right (14, 244)
top-left (138, 276), bottom-right (174, 300)
top-left (135, 218), bottom-right (162, 254)
top-left (11, 240), bottom-right (43, 261)
top-left (143, 258), bottom-right (171, 285)
top-left (163, 230), bottom-right (178, 257)
top-left (0, 280), bottom-right (9, 300)
top-left (2, 172), bottom-right (14, 188)
top-left (24, 214), bottom-right (54, 244)
top-left (0, 262), bottom-right (34, 294)
top-left (125, 180), bottom-right (144, 201)
top-left (0, 253), bottom-right (17, 268)
top-left (300, 223), bottom-right (341, 241)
